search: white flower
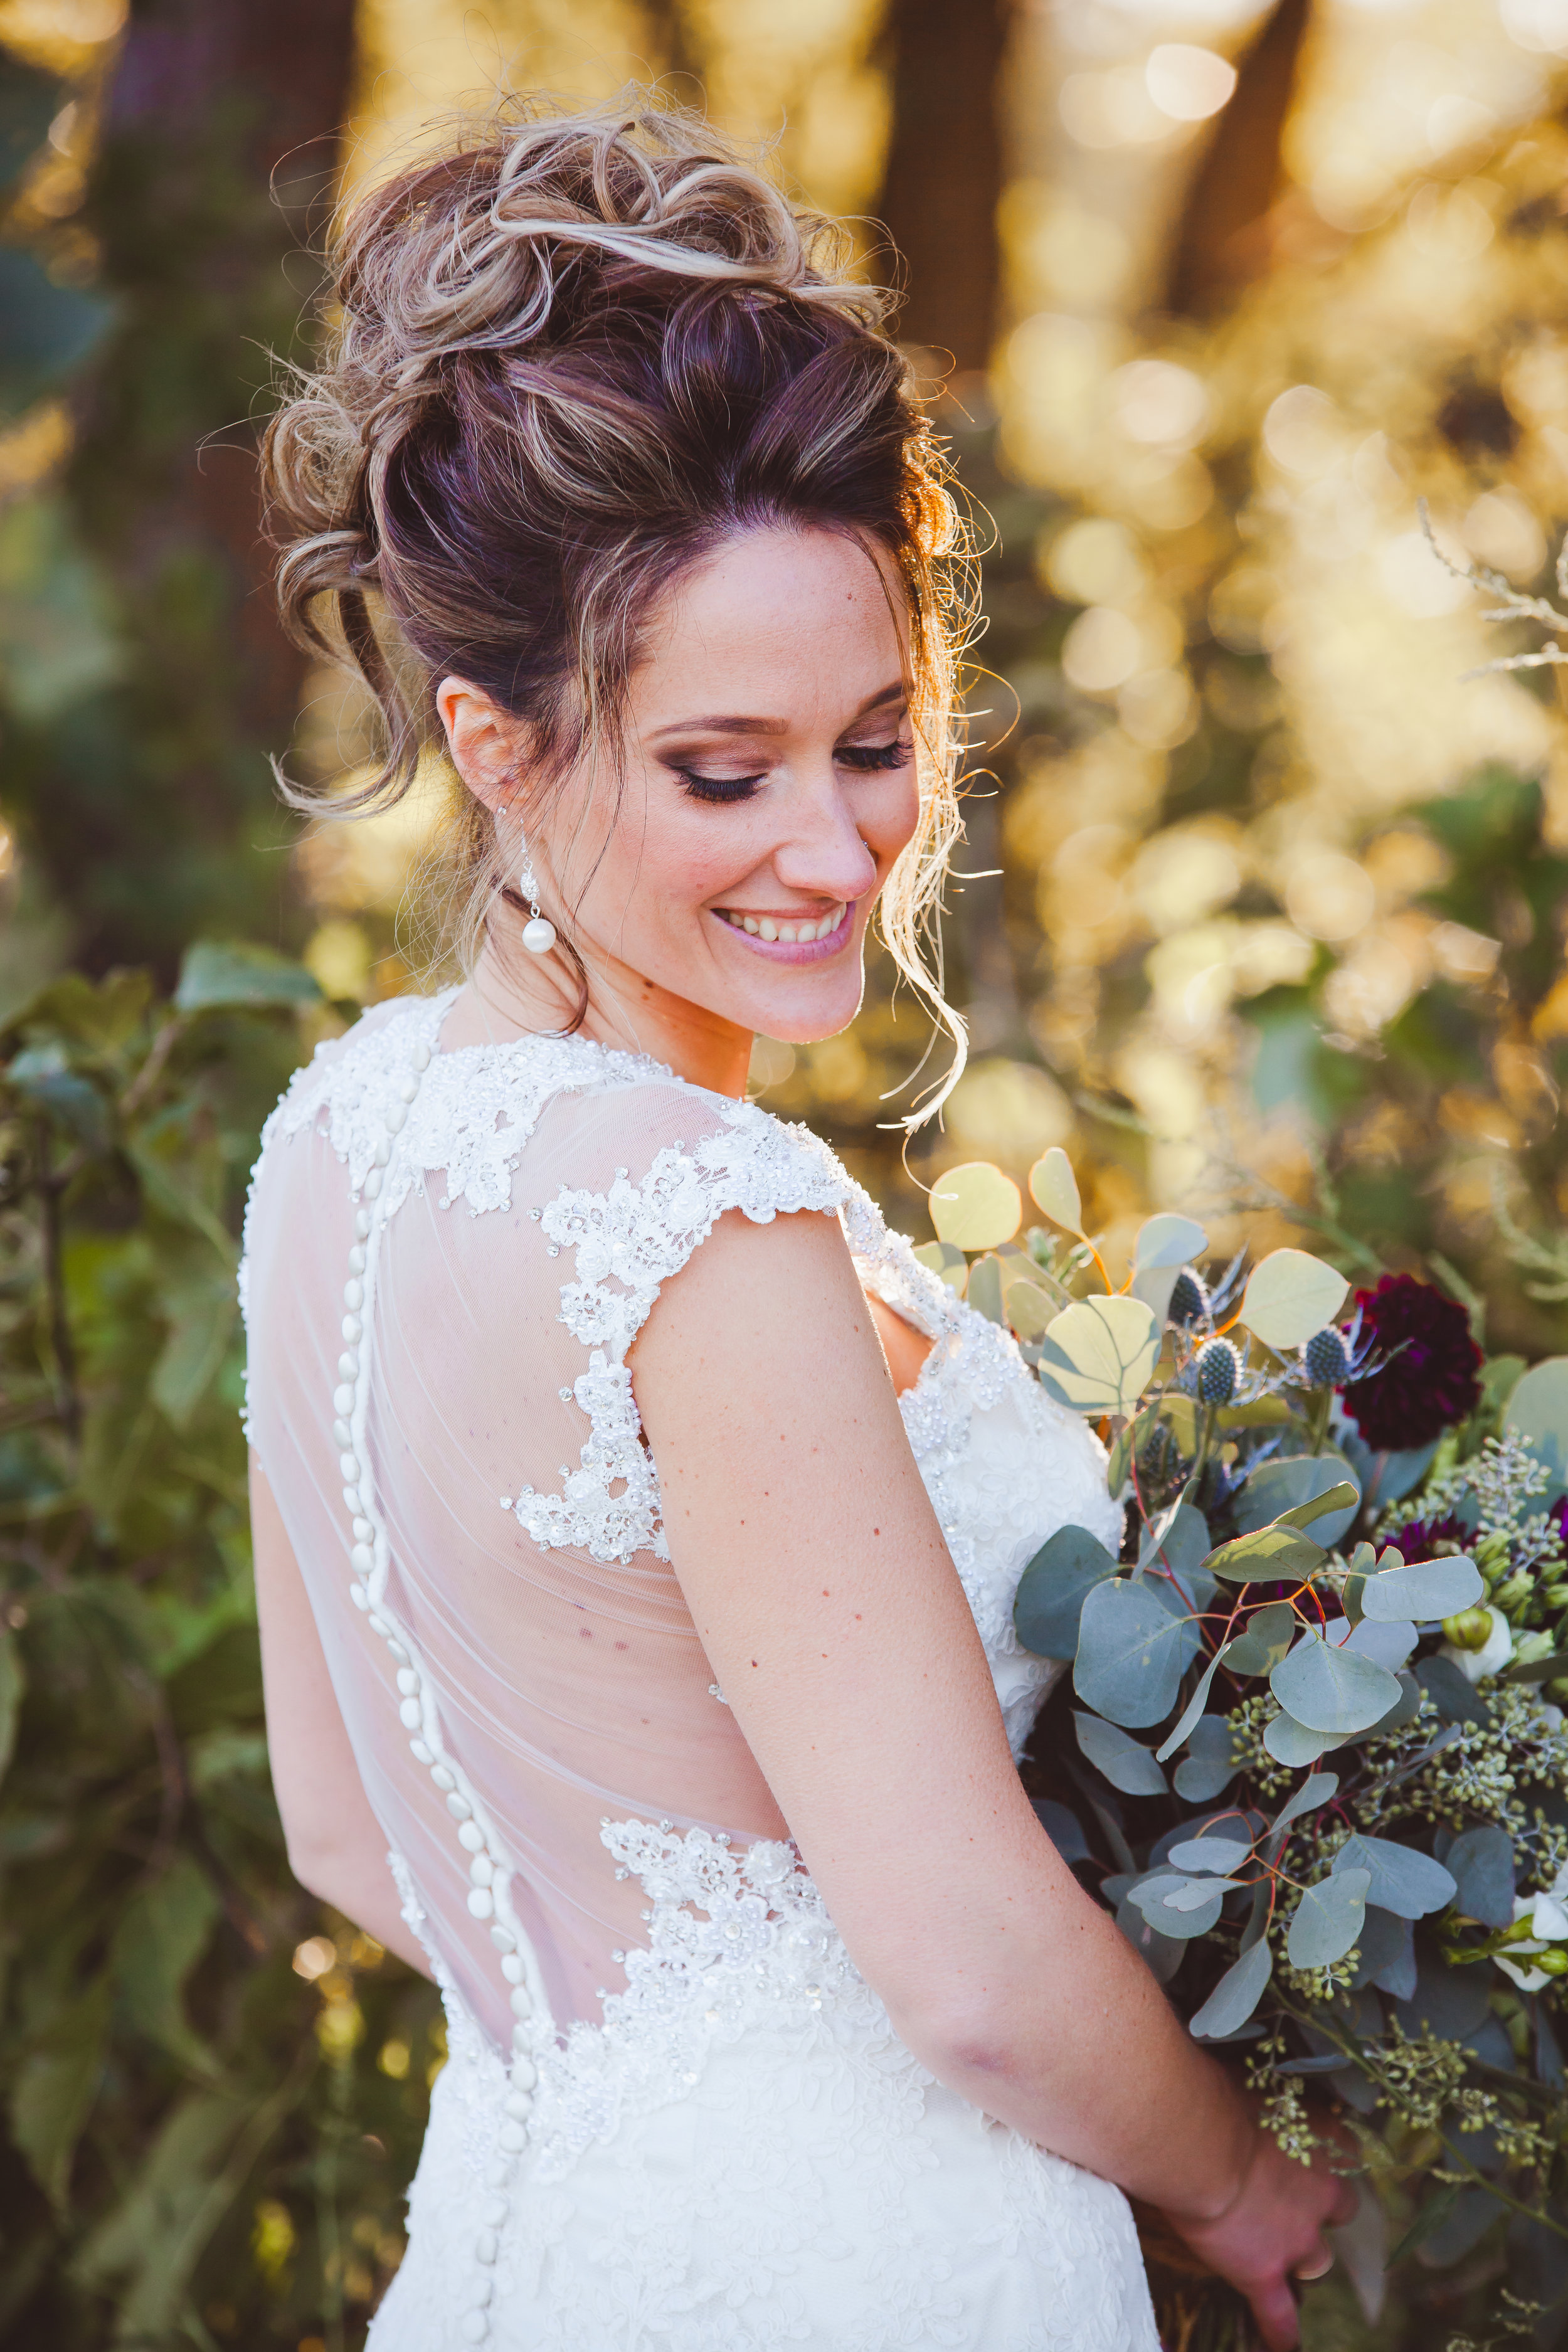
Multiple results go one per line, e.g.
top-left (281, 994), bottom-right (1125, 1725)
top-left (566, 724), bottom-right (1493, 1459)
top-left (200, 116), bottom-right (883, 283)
top-left (1441, 1605), bottom-right (1513, 1684)
top-left (1491, 1867), bottom-right (1568, 1991)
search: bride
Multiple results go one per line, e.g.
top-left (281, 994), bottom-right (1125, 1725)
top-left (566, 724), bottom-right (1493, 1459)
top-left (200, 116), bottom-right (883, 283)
top-left (243, 98), bottom-right (1351, 2351)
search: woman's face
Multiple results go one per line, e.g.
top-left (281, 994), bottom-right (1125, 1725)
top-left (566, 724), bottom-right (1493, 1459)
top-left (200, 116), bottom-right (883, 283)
top-left (443, 526), bottom-right (921, 1054)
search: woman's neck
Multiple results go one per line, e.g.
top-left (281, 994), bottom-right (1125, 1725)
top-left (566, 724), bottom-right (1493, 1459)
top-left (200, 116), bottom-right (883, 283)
top-left (443, 918), bottom-right (754, 1099)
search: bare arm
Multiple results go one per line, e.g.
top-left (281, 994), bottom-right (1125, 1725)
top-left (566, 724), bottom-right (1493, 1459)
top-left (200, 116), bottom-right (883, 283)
top-left (251, 1455), bottom-right (432, 1979)
top-left (633, 1208), bottom-right (1350, 2348)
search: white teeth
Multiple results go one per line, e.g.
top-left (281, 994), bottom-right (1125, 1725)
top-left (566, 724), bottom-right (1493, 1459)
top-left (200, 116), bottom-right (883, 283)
top-left (777, 923), bottom-right (797, 943)
top-left (743, 915), bottom-right (760, 935)
top-left (758, 918), bottom-right (778, 941)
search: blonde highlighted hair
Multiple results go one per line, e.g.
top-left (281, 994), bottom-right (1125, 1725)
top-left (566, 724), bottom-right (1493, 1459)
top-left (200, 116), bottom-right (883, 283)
top-left (264, 93), bottom-right (972, 1113)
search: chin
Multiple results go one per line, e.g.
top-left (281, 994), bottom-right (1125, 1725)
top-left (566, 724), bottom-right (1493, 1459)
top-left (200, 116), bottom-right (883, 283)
top-left (750, 982), bottom-right (865, 1047)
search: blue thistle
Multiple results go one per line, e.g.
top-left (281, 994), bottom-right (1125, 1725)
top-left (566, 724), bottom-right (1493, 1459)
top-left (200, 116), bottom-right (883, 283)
top-left (1168, 1268), bottom-right (1209, 1327)
top-left (1301, 1326), bottom-right (1350, 1387)
top-left (1195, 1337), bottom-right (1240, 1406)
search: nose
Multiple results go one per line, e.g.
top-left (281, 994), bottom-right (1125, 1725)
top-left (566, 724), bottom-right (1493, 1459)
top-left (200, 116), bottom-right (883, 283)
top-left (771, 773), bottom-right (881, 904)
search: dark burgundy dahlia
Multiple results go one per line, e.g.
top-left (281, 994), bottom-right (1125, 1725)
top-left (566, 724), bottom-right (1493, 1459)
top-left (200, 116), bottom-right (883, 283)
top-left (1338, 1273), bottom-right (1483, 1451)
top-left (1379, 1510), bottom-right (1470, 1566)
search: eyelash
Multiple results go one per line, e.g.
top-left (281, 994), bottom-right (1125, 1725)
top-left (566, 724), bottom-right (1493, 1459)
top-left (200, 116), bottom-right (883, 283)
top-left (674, 738), bottom-right (913, 805)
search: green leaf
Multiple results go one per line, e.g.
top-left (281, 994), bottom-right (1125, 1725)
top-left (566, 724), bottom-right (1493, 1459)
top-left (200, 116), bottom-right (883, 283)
top-left (1074, 1575), bottom-right (1200, 1727)
top-left (1332, 1834), bottom-right (1455, 1920)
top-left (1014, 1523), bottom-right (1118, 1659)
top-left (151, 1262), bottom-right (238, 1430)
top-left (1039, 1293), bottom-right (1160, 1418)
top-left (1385, 2183), bottom-right (1461, 2270)
top-left (1360, 1554), bottom-right (1481, 1621)
top-left (172, 940), bottom-right (322, 1015)
top-left (1190, 1938), bottom-right (1273, 2039)
top-left (1270, 1631), bottom-right (1402, 1735)
top-left (1028, 1146), bottom-right (1083, 1234)
top-left (1504, 1646), bottom-right (1568, 1684)
top-left (1133, 1212), bottom-right (1207, 1272)
top-left (1002, 1273), bottom-right (1058, 1341)
top-left (0, 1623), bottom-right (23, 1791)
top-left (10, 1975), bottom-right (111, 2214)
top-left (1223, 1599), bottom-right (1298, 1676)
top-left (0, 250), bottom-right (114, 420)
top-left (1288, 1867), bottom-right (1370, 1968)
top-left (1073, 1709), bottom-right (1168, 1796)
top-left (110, 1855), bottom-right (220, 2073)
top-left (1204, 1522), bottom-right (1326, 1585)
top-left (911, 1240), bottom-right (967, 1296)
top-left (7, 1044), bottom-right (112, 1150)
top-left (1238, 1248), bottom-right (1350, 1352)
top-left (1174, 1714), bottom-right (1237, 1802)
top-left (0, 50), bottom-right (63, 201)
top-left (70, 2087), bottom-right (255, 2329)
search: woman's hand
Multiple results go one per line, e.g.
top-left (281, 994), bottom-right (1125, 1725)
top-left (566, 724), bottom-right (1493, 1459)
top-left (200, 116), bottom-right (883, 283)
top-left (1165, 2111), bottom-right (1360, 2351)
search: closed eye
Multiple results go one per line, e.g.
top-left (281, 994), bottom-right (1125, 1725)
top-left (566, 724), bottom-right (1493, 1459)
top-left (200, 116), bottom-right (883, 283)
top-left (672, 737), bottom-right (911, 805)
top-left (838, 739), bottom-right (911, 773)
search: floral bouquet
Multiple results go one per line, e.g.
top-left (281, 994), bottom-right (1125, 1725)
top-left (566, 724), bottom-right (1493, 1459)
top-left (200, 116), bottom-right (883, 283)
top-left (916, 1153), bottom-right (1568, 2346)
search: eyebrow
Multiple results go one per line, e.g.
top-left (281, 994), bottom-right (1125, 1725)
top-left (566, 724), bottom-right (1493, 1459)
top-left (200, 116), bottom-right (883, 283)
top-left (647, 679), bottom-right (908, 741)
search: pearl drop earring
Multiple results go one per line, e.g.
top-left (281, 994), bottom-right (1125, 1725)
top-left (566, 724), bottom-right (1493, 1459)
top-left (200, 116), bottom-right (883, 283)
top-left (517, 828), bottom-right (557, 957)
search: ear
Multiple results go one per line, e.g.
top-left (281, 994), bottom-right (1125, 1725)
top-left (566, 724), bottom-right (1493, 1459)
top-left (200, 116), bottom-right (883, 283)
top-left (436, 677), bottom-right (519, 814)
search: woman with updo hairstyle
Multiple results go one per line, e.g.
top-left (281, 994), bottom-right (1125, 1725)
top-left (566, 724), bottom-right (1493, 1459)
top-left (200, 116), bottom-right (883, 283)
top-left (245, 98), bottom-right (1349, 2351)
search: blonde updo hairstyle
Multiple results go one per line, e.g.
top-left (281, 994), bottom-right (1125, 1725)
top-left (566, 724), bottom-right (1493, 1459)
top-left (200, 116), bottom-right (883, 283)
top-left (265, 96), bottom-right (970, 1099)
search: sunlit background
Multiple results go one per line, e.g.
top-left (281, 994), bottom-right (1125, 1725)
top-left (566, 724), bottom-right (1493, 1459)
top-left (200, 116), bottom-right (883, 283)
top-left (6, 0), bottom-right (1568, 1338)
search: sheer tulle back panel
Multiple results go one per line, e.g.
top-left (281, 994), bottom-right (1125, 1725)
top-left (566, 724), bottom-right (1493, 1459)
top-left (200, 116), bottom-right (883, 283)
top-left (245, 1046), bottom-right (793, 2046)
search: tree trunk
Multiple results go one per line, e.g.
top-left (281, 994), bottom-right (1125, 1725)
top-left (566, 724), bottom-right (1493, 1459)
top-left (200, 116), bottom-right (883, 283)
top-left (27, 0), bottom-right (356, 973)
top-left (1162, 0), bottom-right (1313, 320)
top-left (873, 0), bottom-right (1010, 371)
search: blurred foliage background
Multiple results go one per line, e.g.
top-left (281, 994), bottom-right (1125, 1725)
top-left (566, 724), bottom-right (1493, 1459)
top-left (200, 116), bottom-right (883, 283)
top-left (4, 0), bottom-right (1568, 2344)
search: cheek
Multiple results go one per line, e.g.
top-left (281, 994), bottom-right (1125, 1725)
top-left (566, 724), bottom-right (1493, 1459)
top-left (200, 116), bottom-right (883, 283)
top-left (866, 771), bottom-right (922, 866)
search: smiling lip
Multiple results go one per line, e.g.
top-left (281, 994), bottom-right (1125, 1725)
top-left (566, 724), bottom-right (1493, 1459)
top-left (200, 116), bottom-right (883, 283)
top-left (712, 901), bottom-right (854, 963)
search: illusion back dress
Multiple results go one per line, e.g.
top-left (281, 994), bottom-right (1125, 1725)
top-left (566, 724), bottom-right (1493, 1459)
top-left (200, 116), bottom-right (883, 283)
top-left (241, 990), bottom-right (1159, 2351)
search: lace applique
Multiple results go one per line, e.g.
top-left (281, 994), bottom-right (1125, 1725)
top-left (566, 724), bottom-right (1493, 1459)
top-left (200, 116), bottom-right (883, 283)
top-left (372, 1820), bottom-right (1159, 2352)
top-left (511, 1112), bottom-right (854, 1565)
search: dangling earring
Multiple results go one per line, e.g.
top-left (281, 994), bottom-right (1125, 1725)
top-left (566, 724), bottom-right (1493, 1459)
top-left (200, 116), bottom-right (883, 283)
top-left (517, 828), bottom-right (557, 957)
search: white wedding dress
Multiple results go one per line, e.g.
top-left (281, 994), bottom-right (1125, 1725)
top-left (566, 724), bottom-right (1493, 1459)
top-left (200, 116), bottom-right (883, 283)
top-left (241, 990), bottom-right (1160, 2352)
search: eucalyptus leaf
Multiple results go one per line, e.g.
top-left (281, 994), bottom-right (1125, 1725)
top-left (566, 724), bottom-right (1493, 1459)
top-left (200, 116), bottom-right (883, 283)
top-left (1503, 1356), bottom-right (1568, 1485)
top-left (1360, 1555), bottom-right (1483, 1621)
top-left (966, 1253), bottom-right (1005, 1325)
top-left (1190, 1938), bottom-right (1273, 2039)
top-left (1174, 1714), bottom-right (1237, 1801)
top-left (1223, 1600), bottom-right (1297, 1677)
top-left (1320, 1613), bottom-right (1419, 1673)
top-left (1234, 1455), bottom-right (1359, 1549)
top-left (1288, 1867), bottom-right (1370, 1968)
top-left (1074, 1576), bottom-right (1201, 1729)
top-left (1130, 1873), bottom-right (1226, 1939)
top-left (1168, 1836), bottom-right (1252, 1874)
top-left (1031, 1798), bottom-right (1091, 1867)
top-left (1333, 1834), bottom-right (1456, 1920)
top-left (1073, 1710), bottom-right (1168, 1796)
top-left (1155, 1648), bottom-right (1226, 1762)
top-left (911, 1239), bottom-right (968, 1296)
top-left (1446, 1825), bottom-right (1515, 1930)
top-left (1039, 1294), bottom-right (1160, 1419)
top-left (1263, 1710), bottom-right (1343, 1767)
top-left (1270, 1631), bottom-right (1402, 1736)
top-left (1414, 1654), bottom-right (1490, 1727)
top-left (929, 1162), bottom-right (1022, 1251)
top-left (1349, 1905), bottom-right (1417, 2001)
top-left (1239, 1249), bottom-right (1350, 1352)
top-left (1002, 1275), bottom-right (1057, 1342)
top-left (1134, 1212), bottom-right (1208, 1272)
top-left (1270, 1771), bottom-right (1340, 1837)
top-left (1138, 1501), bottom-right (1215, 1608)
top-left (1204, 1523), bottom-right (1326, 1584)
top-left (1028, 1147), bottom-right (1083, 1234)
top-left (1014, 1525), bottom-right (1118, 1660)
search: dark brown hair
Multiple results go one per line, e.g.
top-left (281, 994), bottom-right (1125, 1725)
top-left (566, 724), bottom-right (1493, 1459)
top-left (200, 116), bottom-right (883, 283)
top-left (264, 94), bottom-right (969, 1091)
